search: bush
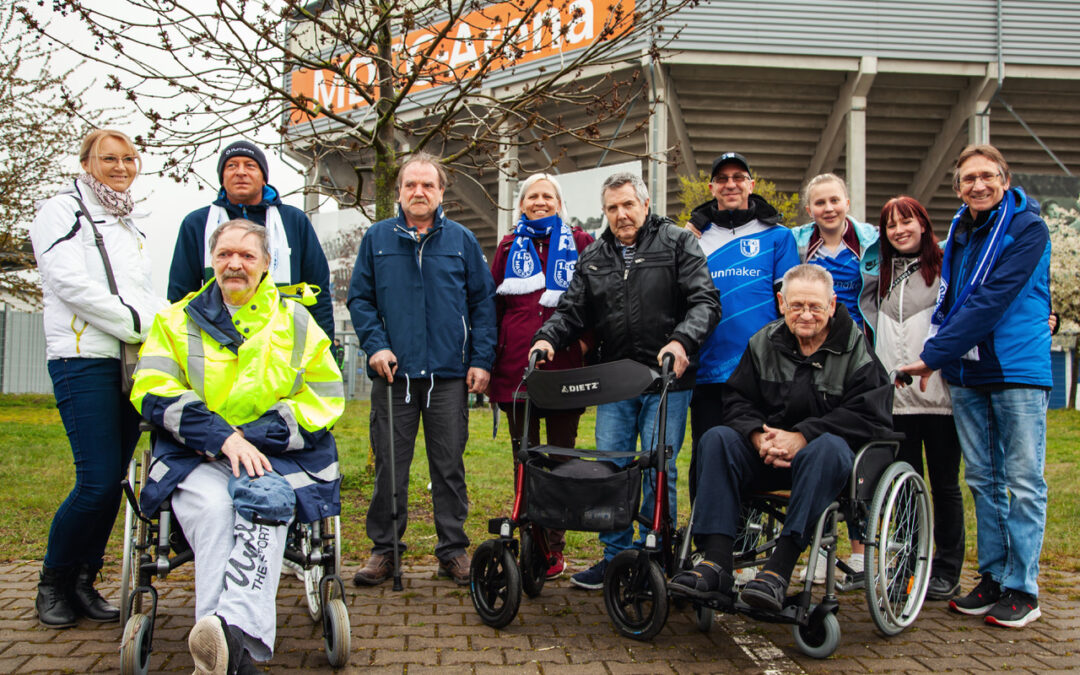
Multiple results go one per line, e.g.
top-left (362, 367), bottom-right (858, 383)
top-left (1045, 195), bottom-right (1080, 334)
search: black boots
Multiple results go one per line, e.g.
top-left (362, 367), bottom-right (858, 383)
top-left (35, 566), bottom-right (77, 628)
top-left (70, 563), bottom-right (121, 623)
top-left (36, 563), bottom-right (121, 628)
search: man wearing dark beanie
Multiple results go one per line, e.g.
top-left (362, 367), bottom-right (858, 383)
top-left (168, 140), bottom-right (335, 341)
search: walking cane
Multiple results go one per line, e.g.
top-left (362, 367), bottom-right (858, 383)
top-left (386, 362), bottom-right (403, 591)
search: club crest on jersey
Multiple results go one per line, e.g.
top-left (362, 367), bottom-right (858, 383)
top-left (511, 250), bottom-right (536, 277)
top-left (740, 239), bottom-right (760, 257)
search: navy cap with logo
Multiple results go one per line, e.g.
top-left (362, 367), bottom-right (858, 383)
top-left (710, 152), bottom-right (752, 179)
top-left (217, 140), bottom-right (269, 185)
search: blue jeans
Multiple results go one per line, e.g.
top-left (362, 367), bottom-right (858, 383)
top-left (45, 358), bottom-right (141, 570)
top-left (949, 385), bottom-right (1048, 597)
top-left (594, 389), bottom-right (691, 560)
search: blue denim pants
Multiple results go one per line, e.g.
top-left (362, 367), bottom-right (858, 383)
top-left (45, 358), bottom-right (141, 570)
top-left (949, 384), bottom-right (1049, 597)
top-left (594, 389), bottom-right (691, 560)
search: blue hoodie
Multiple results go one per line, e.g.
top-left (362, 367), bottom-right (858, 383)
top-left (169, 185), bottom-right (334, 341)
top-left (921, 188), bottom-right (1051, 388)
top-left (347, 205), bottom-right (496, 380)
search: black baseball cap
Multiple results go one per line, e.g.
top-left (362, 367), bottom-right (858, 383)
top-left (710, 152), bottom-right (751, 179)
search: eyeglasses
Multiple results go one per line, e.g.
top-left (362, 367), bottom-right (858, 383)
top-left (712, 173), bottom-right (751, 186)
top-left (95, 155), bottom-right (138, 167)
top-left (786, 303), bottom-right (828, 316)
top-left (957, 172), bottom-right (1001, 188)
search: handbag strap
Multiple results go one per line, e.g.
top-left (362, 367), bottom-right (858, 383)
top-left (70, 189), bottom-right (141, 334)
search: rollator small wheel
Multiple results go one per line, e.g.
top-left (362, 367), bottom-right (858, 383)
top-left (603, 550), bottom-right (668, 641)
top-left (520, 528), bottom-right (547, 599)
top-left (323, 598), bottom-right (351, 667)
top-left (694, 605), bottom-right (713, 633)
top-left (120, 613), bottom-right (153, 675)
top-left (792, 609), bottom-right (840, 659)
top-left (469, 540), bottom-right (522, 628)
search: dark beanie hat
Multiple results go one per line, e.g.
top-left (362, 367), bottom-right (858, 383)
top-left (218, 141), bottom-right (269, 184)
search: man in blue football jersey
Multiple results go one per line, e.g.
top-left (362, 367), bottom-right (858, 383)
top-left (685, 153), bottom-right (800, 499)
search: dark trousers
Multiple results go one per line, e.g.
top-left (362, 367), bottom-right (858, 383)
top-left (893, 414), bottom-right (965, 583)
top-left (368, 377), bottom-right (469, 562)
top-left (689, 383), bottom-right (727, 503)
top-left (499, 402), bottom-right (581, 554)
top-left (45, 358), bottom-right (141, 570)
top-left (693, 426), bottom-right (852, 550)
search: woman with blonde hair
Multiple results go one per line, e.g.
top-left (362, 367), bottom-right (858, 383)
top-left (29, 129), bottom-right (164, 627)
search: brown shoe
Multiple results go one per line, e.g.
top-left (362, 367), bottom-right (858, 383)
top-left (353, 553), bottom-right (393, 586)
top-left (438, 552), bottom-right (470, 586)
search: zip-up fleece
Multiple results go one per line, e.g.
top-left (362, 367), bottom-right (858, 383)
top-left (347, 205), bottom-right (496, 380)
top-left (721, 304), bottom-right (893, 449)
top-left (533, 213), bottom-right (721, 391)
top-left (30, 179), bottom-right (164, 360)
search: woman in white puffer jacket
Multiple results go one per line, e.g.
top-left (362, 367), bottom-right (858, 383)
top-left (29, 129), bottom-right (165, 628)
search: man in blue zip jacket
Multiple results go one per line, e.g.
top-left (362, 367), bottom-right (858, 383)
top-left (347, 152), bottom-right (496, 586)
top-left (901, 144), bottom-right (1052, 629)
top-left (168, 140), bottom-right (335, 341)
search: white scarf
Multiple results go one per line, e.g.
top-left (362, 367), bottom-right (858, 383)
top-left (204, 205), bottom-right (292, 284)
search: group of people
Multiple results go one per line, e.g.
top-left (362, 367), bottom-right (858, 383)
top-left (29, 129), bottom-right (1052, 673)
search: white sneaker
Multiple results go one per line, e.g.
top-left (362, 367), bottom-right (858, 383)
top-left (846, 553), bottom-right (864, 574)
top-left (797, 551), bottom-right (828, 585)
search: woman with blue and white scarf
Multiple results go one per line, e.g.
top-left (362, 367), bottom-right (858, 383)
top-left (488, 173), bottom-right (594, 581)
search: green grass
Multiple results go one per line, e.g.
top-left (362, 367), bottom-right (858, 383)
top-left (1, 395), bottom-right (1077, 574)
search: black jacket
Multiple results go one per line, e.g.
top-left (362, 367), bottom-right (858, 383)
top-left (721, 304), bottom-right (893, 449)
top-left (534, 214), bottom-right (721, 390)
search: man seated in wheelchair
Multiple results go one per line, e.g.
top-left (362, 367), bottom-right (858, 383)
top-left (130, 219), bottom-right (344, 673)
top-left (670, 263), bottom-right (892, 611)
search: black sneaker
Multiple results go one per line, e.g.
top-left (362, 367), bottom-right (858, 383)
top-left (985, 589), bottom-right (1041, 628)
top-left (949, 573), bottom-right (1001, 616)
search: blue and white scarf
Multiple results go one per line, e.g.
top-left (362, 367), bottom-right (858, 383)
top-left (928, 188), bottom-right (1018, 358)
top-left (498, 214), bottom-right (578, 307)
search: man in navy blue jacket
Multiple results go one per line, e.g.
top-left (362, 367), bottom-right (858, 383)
top-left (347, 152), bottom-right (496, 586)
top-left (168, 140), bottom-right (335, 341)
top-left (901, 144), bottom-right (1052, 629)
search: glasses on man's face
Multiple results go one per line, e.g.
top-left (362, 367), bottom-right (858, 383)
top-left (96, 155), bottom-right (138, 167)
top-left (786, 303), bottom-right (827, 316)
top-left (957, 172), bottom-right (1001, 189)
top-left (712, 173), bottom-right (750, 186)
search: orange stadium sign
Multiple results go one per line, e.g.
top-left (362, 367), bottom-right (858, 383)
top-left (288, 0), bottom-right (636, 126)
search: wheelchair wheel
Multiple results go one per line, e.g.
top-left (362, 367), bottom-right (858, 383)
top-left (694, 605), bottom-right (713, 633)
top-left (293, 522), bottom-right (325, 622)
top-left (469, 540), bottom-right (522, 628)
top-left (322, 598), bottom-right (351, 667)
top-left (120, 454), bottom-right (149, 626)
top-left (865, 462), bottom-right (932, 636)
top-left (734, 503), bottom-right (776, 557)
top-left (603, 550), bottom-right (668, 641)
top-left (120, 613), bottom-right (153, 675)
top-left (792, 609), bottom-right (840, 659)
top-left (519, 527), bottom-right (547, 599)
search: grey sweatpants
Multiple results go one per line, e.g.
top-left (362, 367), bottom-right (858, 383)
top-left (172, 461), bottom-right (290, 662)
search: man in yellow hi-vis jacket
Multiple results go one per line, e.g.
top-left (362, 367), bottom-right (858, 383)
top-left (131, 219), bottom-right (343, 674)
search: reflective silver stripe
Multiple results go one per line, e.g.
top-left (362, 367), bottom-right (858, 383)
top-left (290, 306), bottom-right (309, 369)
top-left (185, 316), bottom-right (205, 399)
top-left (162, 391), bottom-right (202, 444)
top-left (134, 355), bottom-right (184, 382)
top-left (282, 462), bottom-right (341, 490)
top-left (289, 368), bottom-right (305, 397)
top-left (271, 401), bottom-right (305, 451)
top-left (308, 379), bottom-right (344, 399)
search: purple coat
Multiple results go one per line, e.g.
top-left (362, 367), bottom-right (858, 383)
top-left (488, 226), bottom-right (594, 403)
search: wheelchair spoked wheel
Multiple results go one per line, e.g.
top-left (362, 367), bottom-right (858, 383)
top-left (603, 550), bottom-right (669, 641)
top-left (792, 609), bottom-right (841, 658)
top-left (297, 522), bottom-right (325, 622)
top-left (120, 612), bottom-right (153, 675)
top-left (865, 462), bottom-right (932, 636)
top-left (120, 452), bottom-right (149, 627)
top-left (469, 540), bottom-right (522, 628)
top-left (519, 527), bottom-right (547, 599)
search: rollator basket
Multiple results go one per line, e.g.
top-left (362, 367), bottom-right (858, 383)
top-left (524, 455), bottom-right (641, 532)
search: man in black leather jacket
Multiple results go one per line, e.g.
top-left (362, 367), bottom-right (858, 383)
top-left (533, 171), bottom-right (721, 589)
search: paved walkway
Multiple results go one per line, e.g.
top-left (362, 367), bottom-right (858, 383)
top-left (1, 560), bottom-right (1078, 673)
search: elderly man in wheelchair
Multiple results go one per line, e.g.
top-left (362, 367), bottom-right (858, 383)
top-left (129, 219), bottom-right (344, 674)
top-left (671, 263), bottom-right (893, 612)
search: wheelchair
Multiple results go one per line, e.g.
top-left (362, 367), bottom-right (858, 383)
top-left (603, 433), bottom-right (933, 658)
top-left (470, 353), bottom-right (675, 628)
top-left (117, 435), bottom-right (351, 674)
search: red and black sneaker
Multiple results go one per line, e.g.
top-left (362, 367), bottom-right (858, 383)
top-left (949, 573), bottom-right (1001, 616)
top-left (985, 589), bottom-right (1041, 628)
